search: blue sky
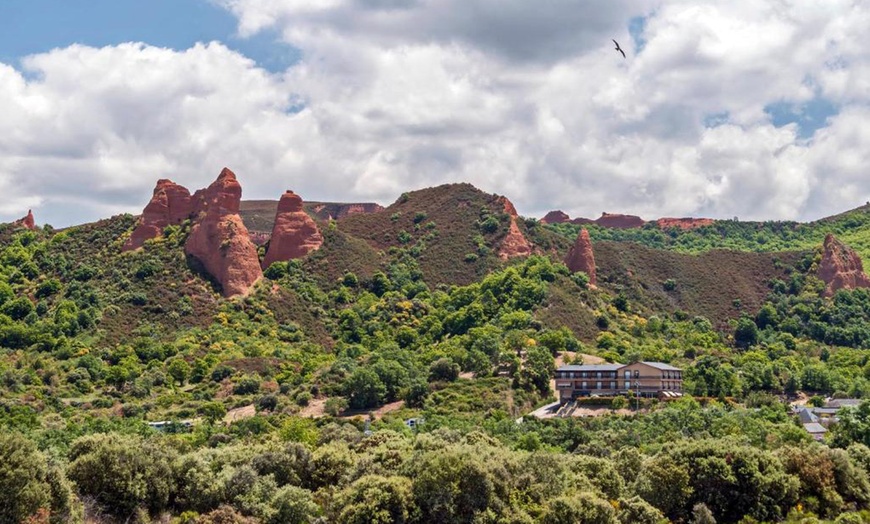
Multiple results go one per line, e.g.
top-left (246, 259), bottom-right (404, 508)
top-left (1, 1), bottom-right (868, 226)
top-left (0, 0), bottom-right (297, 72)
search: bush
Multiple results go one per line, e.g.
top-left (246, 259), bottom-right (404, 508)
top-left (0, 434), bottom-right (51, 524)
top-left (67, 433), bottom-right (177, 517)
top-left (295, 391), bottom-right (312, 407)
top-left (429, 358), bottom-right (460, 382)
top-left (325, 397), bottom-right (348, 417)
top-left (234, 376), bottom-right (261, 395)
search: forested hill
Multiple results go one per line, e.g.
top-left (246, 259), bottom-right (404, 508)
top-left (3, 181), bottom-right (870, 523)
top-left (547, 202), bottom-right (870, 260)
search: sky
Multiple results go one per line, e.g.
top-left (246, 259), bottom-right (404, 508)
top-left (1, 0), bottom-right (869, 227)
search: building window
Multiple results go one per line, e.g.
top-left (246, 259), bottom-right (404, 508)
top-left (624, 370), bottom-right (631, 381)
top-left (581, 381), bottom-right (587, 390)
top-left (625, 381), bottom-right (630, 389)
top-left (596, 381), bottom-right (602, 390)
top-left (610, 381), bottom-right (616, 389)
top-left (634, 370), bottom-right (640, 379)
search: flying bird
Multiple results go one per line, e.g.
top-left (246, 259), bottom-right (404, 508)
top-left (612, 39), bottom-right (626, 59)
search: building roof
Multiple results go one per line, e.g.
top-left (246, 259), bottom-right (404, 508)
top-left (812, 408), bottom-right (840, 415)
top-left (825, 399), bottom-right (862, 408)
top-left (557, 361), bottom-right (682, 373)
top-left (797, 408), bottom-right (819, 424)
top-left (640, 361), bottom-right (682, 371)
top-left (803, 422), bottom-right (827, 434)
top-left (558, 364), bottom-right (624, 372)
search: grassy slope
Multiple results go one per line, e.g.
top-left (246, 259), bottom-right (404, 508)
top-left (335, 183), bottom-right (516, 287)
top-left (594, 241), bottom-right (802, 328)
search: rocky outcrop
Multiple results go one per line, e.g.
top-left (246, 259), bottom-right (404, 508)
top-left (564, 229), bottom-right (596, 286)
top-left (123, 179), bottom-right (192, 251)
top-left (656, 217), bottom-right (714, 230)
top-left (309, 202), bottom-right (384, 221)
top-left (248, 231), bottom-right (271, 246)
top-left (819, 234), bottom-right (870, 297)
top-left (185, 168), bottom-right (262, 297)
top-left (541, 210), bottom-right (571, 224)
top-left (14, 210), bottom-right (36, 230)
top-left (263, 190), bottom-right (323, 268)
top-left (496, 197), bottom-right (532, 259)
top-left (571, 217), bottom-right (595, 225)
top-left (596, 212), bottom-right (645, 229)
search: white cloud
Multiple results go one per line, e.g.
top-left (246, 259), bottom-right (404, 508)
top-left (2, 1), bottom-right (870, 226)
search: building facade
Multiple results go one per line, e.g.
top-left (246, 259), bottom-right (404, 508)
top-left (555, 361), bottom-right (683, 402)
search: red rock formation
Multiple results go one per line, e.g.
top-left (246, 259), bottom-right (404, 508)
top-left (185, 168), bottom-right (262, 297)
top-left (541, 210), bottom-right (571, 224)
top-left (248, 231), bottom-right (271, 246)
top-left (595, 212), bottom-right (645, 229)
top-left (123, 179), bottom-right (192, 251)
top-left (656, 217), bottom-right (714, 230)
top-left (263, 190), bottom-right (323, 268)
top-left (819, 234), bottom-right (870, 297)
top-left (14, 210), bottom-right (36, 230)
top-left (496, 197), bottom-right (533, 259)
top-left (570, 217), bottom-right (595, 225)
top-left (564, 229), bottom-right (596, 286)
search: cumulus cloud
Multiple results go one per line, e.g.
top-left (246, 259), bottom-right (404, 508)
top-left (2, 1), bottom-right (870, 226)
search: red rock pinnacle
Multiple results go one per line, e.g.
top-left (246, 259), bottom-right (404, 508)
top-left (184, 168), bottom-right (263, 297)
top-left (819, 233), bottom-right (870, 297)
top-left (564, 228), bottom-right (596, 286)
top-left (263, 190), bottom-right (323, 268)
top-left (123, 179), bottom-right (192, 251)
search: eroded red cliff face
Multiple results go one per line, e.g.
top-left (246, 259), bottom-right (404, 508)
top-left (541, 210), bottom-right (570, 224)
top-left (123, 180), bottom-right (192, 251)
top-left (14, 210), bottom-right (36, 230)
top-left (656, 217), bottom-right (714, 230)
top-left (184, 168), bottom-right (262, 297)
top-left (596, 212), bottom-right (645, 229)
top-left (564, 228), bottom-right (596, 286)
top-left (496, 196), bottom-right (532, 259)
top-left (263, 191), bottom-right (323, 268)
top-left (819, 233), bottom-right (870, 297)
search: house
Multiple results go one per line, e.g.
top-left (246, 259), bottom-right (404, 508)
top-left (797, 407), bottom-right (819, 425)
top-left (825, 398), bottom-right (862, 409)
top-left (554, 361), bottom-right (683, 403)
top-left (803, 422), bottom-right (827, 441)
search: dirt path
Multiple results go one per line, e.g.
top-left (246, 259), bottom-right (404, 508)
top-left (297, 398), bottom-right (406, 420)
top-left (224, 404), bottom-right (256, 423)
top-left (299, 398), bottom-right (327, 418)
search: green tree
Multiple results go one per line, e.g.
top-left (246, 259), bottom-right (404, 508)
top-left (335, 475), bottom-right (416, 524)
top-left (0, 434), bottom-right (51, 524)
top-left (832, 401), bottom-right (870, 448)
top-left (198, 402), bottom-right (227, 424)
top-left (167, 357), bottom-right (191, 386)
top-left (734, 316), bottom-right (759, 349)
top-left (429, 358), bottom-right (460, 382)
top-left (519, 345), bottom-right (554, 395)
top-left (345, 368), bottom-right (386, 409)
top-left (616, 496), bottom-right (665, 524)
top-left (541, 493), bottom-right (617, 524)
top-left (67, 433), bottom-right (177, 517)
top-left (2, 296), bottom-right (34, 321)
top-left (268, 485), bottom-right (318, 524)
top-left (634, 455), bottom-right (693, 519)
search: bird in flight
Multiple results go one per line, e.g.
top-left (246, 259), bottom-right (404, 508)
top-left (612, 39), bottom-right (626, 59)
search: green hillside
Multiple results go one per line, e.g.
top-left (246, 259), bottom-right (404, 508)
top-left (3, 184), bottom-right (870, 523)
